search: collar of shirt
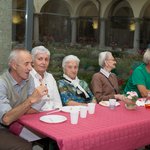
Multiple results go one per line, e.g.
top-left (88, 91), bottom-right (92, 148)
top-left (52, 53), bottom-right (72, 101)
top-left (63, 74), bottom-right (79, 85)
top-left (7, 70), bottom-right (28, 88)
top-left (30, 68), bottom-right (48, 83)
top-left (100, 68), bottom-right (111, 78)
top-left (63, 74), bottom-right (90, 99)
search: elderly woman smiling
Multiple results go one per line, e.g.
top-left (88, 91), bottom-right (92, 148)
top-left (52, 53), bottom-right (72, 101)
top-left (57, 55), bottom-right (96, 106)
top-left (91, 51), bottom-right (123, 102)
top-left (30, 46), bottom-right (62, 111)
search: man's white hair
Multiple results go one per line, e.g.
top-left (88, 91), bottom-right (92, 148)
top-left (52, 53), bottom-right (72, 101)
top-left (8, 49), bottom-right (30, 68)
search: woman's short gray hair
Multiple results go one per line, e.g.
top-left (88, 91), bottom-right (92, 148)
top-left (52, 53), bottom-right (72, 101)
top-left (62, 55), bottom-right (80, 68)
top-left (31, 46), bottom-right (50, 60)
top-left (143, 48), bottom-right (150, 64)
top-left (98, 51), bottom-right (112, 67)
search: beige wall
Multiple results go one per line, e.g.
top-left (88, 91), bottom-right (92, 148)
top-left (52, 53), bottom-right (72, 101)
top-left (33, 0), bottom-right (48, 13)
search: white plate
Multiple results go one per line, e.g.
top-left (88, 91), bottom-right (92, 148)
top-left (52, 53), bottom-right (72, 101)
top-left (40, 115), bottom-right (67, 123)
top-left (136, 98), bottom-right (150, 106)
top-left (61, 106), bottom-right (83, 113)
top-left (99, 101), bottom-right (120, 107)
top-left (138, 98), bottom-right (146, 101)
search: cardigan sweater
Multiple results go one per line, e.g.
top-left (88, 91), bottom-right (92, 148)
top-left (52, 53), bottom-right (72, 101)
top-left (91, 72), bottom-right (119, 102)
top-left (0, 71), bottom-right (30, 108)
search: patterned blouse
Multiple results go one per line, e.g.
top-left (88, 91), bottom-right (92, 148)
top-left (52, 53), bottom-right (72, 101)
top-left (57, 79), bottom-right (95, 106)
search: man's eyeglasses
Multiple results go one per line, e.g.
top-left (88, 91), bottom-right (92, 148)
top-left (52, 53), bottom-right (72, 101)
top-left (107, 58), bottom-right (116, 61)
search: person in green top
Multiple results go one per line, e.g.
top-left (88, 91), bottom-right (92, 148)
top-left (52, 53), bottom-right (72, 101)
top-left (124, 48), bottom-right (150, 98)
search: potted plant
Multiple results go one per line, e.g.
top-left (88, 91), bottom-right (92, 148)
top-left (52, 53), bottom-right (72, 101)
top-left (124, 91), bottom-right (138, 110)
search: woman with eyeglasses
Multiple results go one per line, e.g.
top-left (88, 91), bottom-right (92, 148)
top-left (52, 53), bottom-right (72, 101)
top-left (91, 51), bottom-right (123, 102)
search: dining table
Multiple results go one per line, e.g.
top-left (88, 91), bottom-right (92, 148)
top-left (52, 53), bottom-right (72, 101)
top-left (18, 102), bottom-right (150, 150)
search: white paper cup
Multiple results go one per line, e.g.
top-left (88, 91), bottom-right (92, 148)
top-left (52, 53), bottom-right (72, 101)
top-left (109, 99), bottom-right (116, 109)
top-left (80, 106), bottom-right (87, 118)
top-left (88, 103), bottom-right (96, 114)
top-left (70, 109), bottom-right (79, 124)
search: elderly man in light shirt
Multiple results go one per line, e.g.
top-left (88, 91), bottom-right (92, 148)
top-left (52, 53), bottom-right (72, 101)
top-left (30, 46), bottom-right (62, 111)
top-left (9, 46), bottom-right (62, 143)
top-left (0, 48), bottom-right (48, 150)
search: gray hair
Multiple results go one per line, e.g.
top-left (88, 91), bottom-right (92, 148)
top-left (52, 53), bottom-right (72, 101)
top-left (98, 51), bottom-right (112, 67)
top-left (62, 55), bottom-right (80, 68)
top-left (8, 48), bottom-right (30, 67)
top-left (143, 48), bottom-right (150, 64)
top-left (31, 46), bottom-right (50, 60)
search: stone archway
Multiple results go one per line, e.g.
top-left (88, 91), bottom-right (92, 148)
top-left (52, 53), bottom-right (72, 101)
top-left (76, 0), bottom-right (99, 45)
top-left (139, 0), bottom-right (150, 49)
top-left (105, 0), bottom-right (134, 50)
top-left (39, 0), bottom-right (71, 44)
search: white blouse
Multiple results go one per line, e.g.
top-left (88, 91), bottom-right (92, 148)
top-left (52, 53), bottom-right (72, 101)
top-left (30, 68), bottom-right (62, 111)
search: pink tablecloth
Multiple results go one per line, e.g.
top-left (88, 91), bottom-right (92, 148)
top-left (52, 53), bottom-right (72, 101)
top-left (19, 103), bottom-right (150, 150)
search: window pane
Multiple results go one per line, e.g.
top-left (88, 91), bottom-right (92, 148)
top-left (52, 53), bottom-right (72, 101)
top-left (12, 0), bottom-right (26, 47)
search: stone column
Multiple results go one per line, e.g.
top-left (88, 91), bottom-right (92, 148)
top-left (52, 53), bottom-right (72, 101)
top-left (33, 13), bottom-right (40, 43)
top-left (71, 17), bottom-right (77, 45)
top-left (99, 18), bottom-right (105, 48)
top-left (133, 18), bottom-right (140, 50)
top-left (0, 0), bottom-right (12, 72)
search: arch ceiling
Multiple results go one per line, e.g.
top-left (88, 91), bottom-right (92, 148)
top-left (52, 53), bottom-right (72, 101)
top-left (41, 0), bottom-right (70, 16)
top-left (140, 0), bottom-right (150, 18)
top-left (104, 0), bottom-right (133, 18)
top-left (76, 0), bottom-right (98, 17)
